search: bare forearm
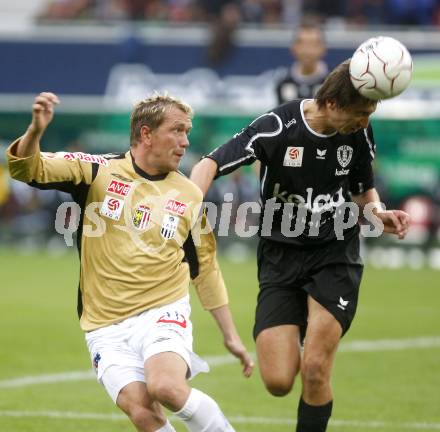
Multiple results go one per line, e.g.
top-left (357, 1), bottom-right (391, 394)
top-left (352, 187), bottom-right (382, 212)
top-left (209, 304), bottom-right (240, 342)
top-left (190, 157), bottom-right (218, 196)
top-left (209, 304), bottom-right (254, 377)
top-left (14, 126), bottom-right (43, 158)
top-left (13, 92), bottom-right (59, 158)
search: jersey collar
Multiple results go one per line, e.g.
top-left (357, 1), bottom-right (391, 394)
top-left (129, 152), bottom-right (168, 181)
top-left (300, 99), bottom-right (338, 139)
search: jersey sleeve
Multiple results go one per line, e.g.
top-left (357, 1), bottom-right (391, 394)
top-left (183, 211), bottom-right (228, 310)
top-left (6, 138), bottom-right (95, 192)
top-left (348, 125), bottom-right (376, 195)
top-left (206, 111), bottom-right (285, 178)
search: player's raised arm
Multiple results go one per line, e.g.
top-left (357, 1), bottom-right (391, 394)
top-left (7, 92), bottom-right (94, 187)
top-left (190, 157), bottom-right (218, 196)
top-left (14, 92), bottom-right (60, 158)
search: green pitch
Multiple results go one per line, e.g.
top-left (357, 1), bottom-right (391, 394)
top-left (1, 249), bottom-right (439, 432)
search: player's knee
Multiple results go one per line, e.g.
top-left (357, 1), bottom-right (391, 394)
top-left (301, 356), bottom-right (328, 389)
top-left (148, 377), bottom-right (185, 407)
top-left (264, 376), bottom-right (295, 397)
top-left (126, 404), bottom-right (165, 431)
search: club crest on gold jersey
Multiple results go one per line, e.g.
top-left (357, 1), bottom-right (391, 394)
top-left (160, 214), bottom-right (179, 239)
top-left (132, 205), bottom-right (151, 231)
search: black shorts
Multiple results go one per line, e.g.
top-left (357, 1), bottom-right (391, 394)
top-left (253, 230), bottom-right (364, 340)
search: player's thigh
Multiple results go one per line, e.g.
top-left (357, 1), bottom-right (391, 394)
top-left (256, 324), bottom-right (301, 384)
top-left (306, 233), bottom-right (363, 336)
top-left (253, 284), bottom-right (307, 341)
top-left (85, 322), bottom-right (145, 404)
top-left (306, 262), bottom-right (363, 337)
top-left (145, 351), bottom-right (189, 386)
top-left (135, 296), bottom-right (209, 382)
top-left (302, 296), bottom-right (342, 375)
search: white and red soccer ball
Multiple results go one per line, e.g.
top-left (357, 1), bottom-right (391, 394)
top-left (349, 36), bottom-right (413, 100)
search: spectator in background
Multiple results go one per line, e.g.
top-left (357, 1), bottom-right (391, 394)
top-left (384, 0), bottom-right (437, 26)
top-left (260, 0), bottom-right (283, 24)
top-left (241, 0), bottom-right (264, 22)
top-left (275, 22), bottom-right (328, 104)
top-left (39, 0), bottom-right (92, 20)
top-left (302, 0), bottom-right (345, 22)
top-left (37, 0), bottom-right (440, 26)
top-left (205, 2), bottom-right (241, 68)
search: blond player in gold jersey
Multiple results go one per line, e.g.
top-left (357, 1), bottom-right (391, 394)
top-left (7, 92), bottom-right (254, 432)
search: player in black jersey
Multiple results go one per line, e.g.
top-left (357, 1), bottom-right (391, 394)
top-left (191, 60), bottom-right (410, 432)
top-left (275, 22), bottom-right (328, 104)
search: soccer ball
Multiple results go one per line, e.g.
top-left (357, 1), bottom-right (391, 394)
top-left (349, 36), bottom-right (413, 100)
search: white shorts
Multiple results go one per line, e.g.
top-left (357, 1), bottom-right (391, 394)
top-left (85, 295), bottom-right (209, 403)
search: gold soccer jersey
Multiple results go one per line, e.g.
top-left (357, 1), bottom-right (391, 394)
top-left (7, 140), bottom-right (228, 331)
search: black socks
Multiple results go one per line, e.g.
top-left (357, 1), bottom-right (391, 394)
top-left (296, 397), bottom-right (333, 432)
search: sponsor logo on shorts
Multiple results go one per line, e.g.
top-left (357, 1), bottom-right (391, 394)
top-left (106, 180), bottom-right (132, 197)
top-left (100, 195), bottom-right (124, 221)
top-left (164, 199), bottom-right (187, 216)
top-left (93, 353), bottom-right (101, 370)
top-left (283, 146), bottom-right (303, 167)
top-left (157, 312), bottom-right (187, 328)
top-left (132, 205), bottom-right (151, 230)
top-left (337, 297), bottom-right (349, 310)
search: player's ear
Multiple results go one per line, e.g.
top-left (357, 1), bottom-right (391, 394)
top-left (326, 100), bottom-right (337, 111)
top-left (140, 125), bottom-right (153, 145)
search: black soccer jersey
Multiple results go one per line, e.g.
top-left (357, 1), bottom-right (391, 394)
top-left (275, 61), bottom-right (328, 104)
top-left (206, 99), bottom-right (376, 246)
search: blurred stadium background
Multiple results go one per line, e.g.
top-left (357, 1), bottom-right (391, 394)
top-left (0, 1), bottom-right (440, 431)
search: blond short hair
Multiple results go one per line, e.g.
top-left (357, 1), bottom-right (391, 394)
top-left (130, 93), bottom-right (193, 146)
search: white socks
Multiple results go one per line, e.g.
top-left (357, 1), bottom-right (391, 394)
top-left (155, 420), bottom-right (176, 432)
top-left (175, 388), bottom-right (235, 432)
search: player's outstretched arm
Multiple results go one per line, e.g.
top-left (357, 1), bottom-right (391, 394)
top-left (190, 157), bottom-right (218, 196)
top-left (187, 211), bottom-right (254, 377)
top-left (209, 305), bottom-right (254, 378)
top-left (352, 187), bottom-right (411, 239)
top-left (14, 92), bottom-right (60, 158)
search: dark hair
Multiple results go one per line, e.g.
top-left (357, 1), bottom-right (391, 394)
top-left (315, 59), bottom-right (376, 109)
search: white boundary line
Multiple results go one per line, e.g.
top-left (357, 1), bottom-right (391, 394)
top-left (1, 410), bottom-right (440, 430)
top-left (1, 336), bottom-right (439, 389)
